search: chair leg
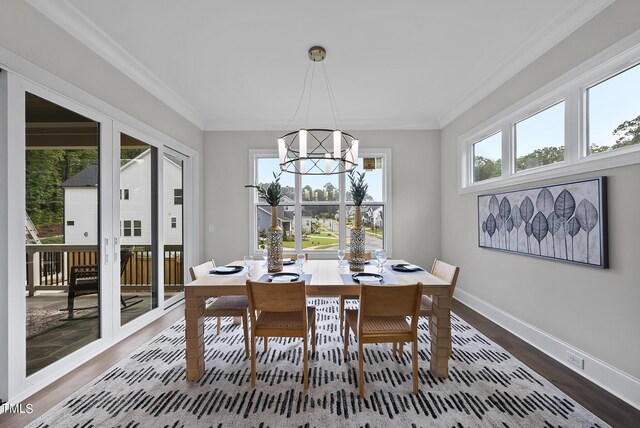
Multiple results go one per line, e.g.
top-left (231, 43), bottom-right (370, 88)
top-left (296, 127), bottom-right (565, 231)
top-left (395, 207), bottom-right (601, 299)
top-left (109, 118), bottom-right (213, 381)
top-left (343, 320), bottom-right (350, 360)
top-left (264, 337), bottom-right (268, 352)
top-left (217, 317), bottom-right (221, 335)
top-left (358, 342), bottom-right (364, 398)
top-left (399, 342), bottom-right (404, 355)
top-left (251, 333), bottom-right (256, 388)
top-left (303, 336), bottom-right (309, 390)
top-left (242, 311), bottom-right (249, 359)
top-left (311, 315), bottom-right (316, 354)
top-left (392, 342), bottom-right (397, 357)
top-left (339, 296), bottom-right (345, 334)
top-left (412, 339), bottom-right (419, 394)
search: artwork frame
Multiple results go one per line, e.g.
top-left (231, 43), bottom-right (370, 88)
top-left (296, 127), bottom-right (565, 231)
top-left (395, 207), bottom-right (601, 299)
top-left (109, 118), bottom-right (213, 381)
top-left (477, 177), bottom-right (608, 268)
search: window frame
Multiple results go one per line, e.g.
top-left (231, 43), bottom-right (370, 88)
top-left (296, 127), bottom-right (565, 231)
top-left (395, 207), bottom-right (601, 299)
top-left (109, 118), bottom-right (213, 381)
top-left (173, 189), bottom-right (182, 205)
top-left (248, 148), bottom-right (392, 258)
top-left (458, 32), bottom-right (640, 194)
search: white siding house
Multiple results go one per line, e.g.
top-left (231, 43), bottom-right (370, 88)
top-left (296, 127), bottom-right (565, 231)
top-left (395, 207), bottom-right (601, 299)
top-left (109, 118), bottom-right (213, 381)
top-left (61, 150), bottom-right (183, 245)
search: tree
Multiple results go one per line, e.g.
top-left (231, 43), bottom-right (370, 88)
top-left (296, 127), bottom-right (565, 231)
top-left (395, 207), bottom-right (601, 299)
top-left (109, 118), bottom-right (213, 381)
top-left (590, 114), bottom-right (640, 153)
top-left (474, 156), bottom-right (501, 181)
top-left (516, 146), bottom-right (564, 170)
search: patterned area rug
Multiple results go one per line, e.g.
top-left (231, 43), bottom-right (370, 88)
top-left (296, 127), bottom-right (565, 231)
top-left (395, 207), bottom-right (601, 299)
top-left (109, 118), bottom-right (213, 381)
top-left (29, 299), bottom-right (607, 427)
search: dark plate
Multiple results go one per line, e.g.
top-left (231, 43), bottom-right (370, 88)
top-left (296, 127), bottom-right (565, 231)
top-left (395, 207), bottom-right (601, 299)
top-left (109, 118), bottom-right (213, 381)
top-left (210, 265), bottom-right (244, 275)
top-left (282, 259), bottom-right (296, 265)
top-left (268, 272), bottom-right (301, 282)
top-left (391, 263), bottom-right (424, 272)
top-left (351, 272), bottom-right (384, 283)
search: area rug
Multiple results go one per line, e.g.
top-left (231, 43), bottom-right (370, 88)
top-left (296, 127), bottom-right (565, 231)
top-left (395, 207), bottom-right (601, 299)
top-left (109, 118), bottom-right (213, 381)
top-left (28, 299), bottom-right (608, 427)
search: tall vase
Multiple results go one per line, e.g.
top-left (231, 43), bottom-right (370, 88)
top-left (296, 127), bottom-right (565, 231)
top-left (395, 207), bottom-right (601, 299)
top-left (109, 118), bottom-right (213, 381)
top-left (267, 206), bottom-right (283, 273)
top-left (349, 205), bottom-right (366, 272)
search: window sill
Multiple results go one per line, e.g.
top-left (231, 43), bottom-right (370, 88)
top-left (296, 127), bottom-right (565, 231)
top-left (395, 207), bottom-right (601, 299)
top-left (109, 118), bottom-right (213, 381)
top-left (459, 145), bottom-right (640, 194)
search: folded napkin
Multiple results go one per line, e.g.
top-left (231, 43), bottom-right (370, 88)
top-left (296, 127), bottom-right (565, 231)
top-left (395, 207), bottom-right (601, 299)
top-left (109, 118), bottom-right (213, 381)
top-left (271, 276), bottom-right (293, 283)
top-left (360, 279), bottom-right (381, 285)
top-left (405, 264), bottom-right (421, 270)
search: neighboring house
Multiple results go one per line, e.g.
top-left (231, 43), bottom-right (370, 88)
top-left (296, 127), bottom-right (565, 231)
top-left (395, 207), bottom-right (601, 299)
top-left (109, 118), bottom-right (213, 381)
top-left (301, 209), bottom-right (313, 233)
top-left (257, 205), bottom-right (292, 236)
top-left (372, 207), bottom-right (383, 229)
top-left (60, 150), bottom-right (183, 246)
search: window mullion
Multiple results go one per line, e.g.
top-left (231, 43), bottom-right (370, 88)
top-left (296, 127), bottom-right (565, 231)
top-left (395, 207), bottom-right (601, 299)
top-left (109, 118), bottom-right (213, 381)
top-left (565, 86), bottom-right (581, 163)
top-left (339, 171), bottom-right (346, 250)
top-left (502, 124), bottom-right (512, 178)
top-left (294, 171), bottom-right (302, 252)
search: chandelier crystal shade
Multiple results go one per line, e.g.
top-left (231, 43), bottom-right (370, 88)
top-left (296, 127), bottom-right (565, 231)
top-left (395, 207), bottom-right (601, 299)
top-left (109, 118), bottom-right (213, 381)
top-left (277, 46), bottom-right (359, 175)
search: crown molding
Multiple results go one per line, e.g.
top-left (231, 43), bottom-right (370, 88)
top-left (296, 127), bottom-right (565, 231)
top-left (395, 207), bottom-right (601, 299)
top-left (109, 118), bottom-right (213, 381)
top-left (26, 0), bottom-right (207, 130)
top-left (437, 0), bottom-right (614, 128)
top-left (204, 118), bottom-right (441, 131)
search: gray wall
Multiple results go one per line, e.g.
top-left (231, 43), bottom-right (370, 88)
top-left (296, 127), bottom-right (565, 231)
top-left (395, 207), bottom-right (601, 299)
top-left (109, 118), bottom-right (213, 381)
top-left (0, 0), bottom-right (202, 150)
top-left (203, 130), bottom-right (441, 266)
top-left (441, 0), bottom-right (640, 380)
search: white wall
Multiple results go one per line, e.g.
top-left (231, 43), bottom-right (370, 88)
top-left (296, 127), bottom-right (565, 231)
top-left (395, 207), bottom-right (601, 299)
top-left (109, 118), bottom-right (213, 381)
top-left (441, 0), bottom-right (640, 405)
top-left (203, 130), bottom-right (440, 266)
top-left (0, 0), bottom-right (202, 151)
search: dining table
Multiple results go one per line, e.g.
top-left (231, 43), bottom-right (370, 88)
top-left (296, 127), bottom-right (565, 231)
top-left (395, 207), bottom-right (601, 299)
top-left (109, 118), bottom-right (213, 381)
top-left (184, 259), bottom-right (452, 382)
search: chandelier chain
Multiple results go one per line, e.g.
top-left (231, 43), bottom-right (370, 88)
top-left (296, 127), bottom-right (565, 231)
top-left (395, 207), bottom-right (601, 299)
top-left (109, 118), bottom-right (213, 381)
top-left (322, 62), bottom-right (344, 131)
top-left (285, 61), bottom-right (311, 131)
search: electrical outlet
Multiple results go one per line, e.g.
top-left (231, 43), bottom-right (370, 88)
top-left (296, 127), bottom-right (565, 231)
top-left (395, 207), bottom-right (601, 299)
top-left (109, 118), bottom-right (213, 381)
top-left (566, 351), bottom-right (584, 369)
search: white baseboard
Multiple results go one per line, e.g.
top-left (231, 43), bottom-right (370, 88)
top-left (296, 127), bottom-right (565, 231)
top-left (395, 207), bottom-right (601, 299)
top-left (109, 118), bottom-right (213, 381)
top-left (455, 288), bottom-right (640, 410)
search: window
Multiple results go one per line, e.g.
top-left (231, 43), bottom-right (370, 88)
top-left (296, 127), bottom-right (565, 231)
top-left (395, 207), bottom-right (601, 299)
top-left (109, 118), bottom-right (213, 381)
top-left (459, 39), bottom-right (640, 192)
top-left (171, 217), bottom-right (177, 228)
top-left (174, 189), bottom-right (183, 205)
top-left (473, 132), bottom-right (502, 182)
top-left (133, 220), bottom-right (142, 237)
top-left (122, 220), bottom-right (132, 237)
top-left (251, 151), bottom-right (389, 254)
top-left (120, 189), bottom-right (129, 200)
top-left (587, 63), bottom-right (640, 155)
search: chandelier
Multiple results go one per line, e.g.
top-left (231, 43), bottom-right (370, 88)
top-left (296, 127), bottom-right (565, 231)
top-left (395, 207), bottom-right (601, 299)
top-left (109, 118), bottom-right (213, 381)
top-left (278, 46), bottom-right (359, 175)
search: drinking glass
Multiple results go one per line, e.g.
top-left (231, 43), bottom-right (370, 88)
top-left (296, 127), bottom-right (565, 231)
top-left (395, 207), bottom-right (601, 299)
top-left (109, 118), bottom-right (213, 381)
top-left (377, 250), bottom-right (388, 273)
top-left (296, 253), bottom-right (306, 274)
top-left (244, 255), bottom-right (253, 277)
top-left (374, 249), bottom-right (382, 271)
top-left (262, 248), bottom-right (268, 267)
top-left (337, 249), bottom-right (346, 267)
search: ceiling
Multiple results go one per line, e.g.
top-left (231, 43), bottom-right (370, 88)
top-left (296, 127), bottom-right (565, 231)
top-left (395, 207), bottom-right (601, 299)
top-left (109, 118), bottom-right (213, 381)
top-left (29, 0), bottom-right (611, 131)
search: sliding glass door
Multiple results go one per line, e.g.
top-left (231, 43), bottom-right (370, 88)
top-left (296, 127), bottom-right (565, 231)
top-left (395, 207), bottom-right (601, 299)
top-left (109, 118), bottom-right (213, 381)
top-left (24, 92), bottom-right (104, 376)
top-left (163, 151), bottom-right (185, 301)
top-left (118, 133), bottom-right (158, 325)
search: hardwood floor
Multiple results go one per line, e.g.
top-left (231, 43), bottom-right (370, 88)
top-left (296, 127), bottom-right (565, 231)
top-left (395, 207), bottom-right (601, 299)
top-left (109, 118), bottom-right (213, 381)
top-left (452, 299), bottom-right (640, 427)
top-left (1, 299), bottom-right (638, 427)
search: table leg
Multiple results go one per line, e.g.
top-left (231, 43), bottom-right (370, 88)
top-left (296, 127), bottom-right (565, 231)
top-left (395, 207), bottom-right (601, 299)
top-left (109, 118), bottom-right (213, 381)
top-left (185, 289), bottom-right (205, 381)
top-left (429, 295), bottom-right (451, 378)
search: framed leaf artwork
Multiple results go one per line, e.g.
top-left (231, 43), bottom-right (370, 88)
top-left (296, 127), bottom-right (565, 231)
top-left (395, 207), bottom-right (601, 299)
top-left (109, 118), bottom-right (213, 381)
top-left (477, 177), bottom-right (608, 268)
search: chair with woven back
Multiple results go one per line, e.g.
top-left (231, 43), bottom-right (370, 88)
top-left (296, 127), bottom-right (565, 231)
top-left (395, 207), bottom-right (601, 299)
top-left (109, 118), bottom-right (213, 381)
top-left (246, 279), bottom-right (316, 389)
top-left (344, 282), bottom-right (423, 397)
top-left (393, 259), bottom-right (460, 356)
top-left (189, 260), bottom-right (250, 359)
top-left (338, 251), bottom-right (372, 333)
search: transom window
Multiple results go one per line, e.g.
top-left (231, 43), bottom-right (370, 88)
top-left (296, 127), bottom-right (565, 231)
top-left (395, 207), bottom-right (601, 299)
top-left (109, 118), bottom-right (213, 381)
top-left (174, 189), bottom-right (183, 205)
top-left (459, 41), bottom-right (640, 192)
top-left (514, 101), bottom-right (565, 172)
top-left (587, 63), bottom-right (640, 155)
top-left (473, 132), bottom-right (502, 182)
top-left (250, 151), bottom-right (390, 255)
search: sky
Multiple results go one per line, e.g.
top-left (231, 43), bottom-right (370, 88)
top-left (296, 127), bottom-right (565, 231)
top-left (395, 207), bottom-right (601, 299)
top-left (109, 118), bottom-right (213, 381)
top-left (257, 157), bottom-right (384, 201)
top-left (474, 63), bottom-right (640, 161)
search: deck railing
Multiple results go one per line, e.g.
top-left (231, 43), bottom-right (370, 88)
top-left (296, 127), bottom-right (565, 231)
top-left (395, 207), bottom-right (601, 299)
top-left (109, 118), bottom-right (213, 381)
top-left (25, 244), bottom-right (184, 296)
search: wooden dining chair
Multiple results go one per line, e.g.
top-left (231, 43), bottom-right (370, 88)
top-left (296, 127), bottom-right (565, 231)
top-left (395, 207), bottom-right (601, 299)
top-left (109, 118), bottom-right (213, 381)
top-left (344, 282), bottom-right (423, 397)
top-left (246, 279), bottom-right (316, 389)
top-left (189, 260), bottom-right (250, 359)
top-left (420, 259), bottom-right (460, 357)
top-left (339, 251), bottom-right (372, 334)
